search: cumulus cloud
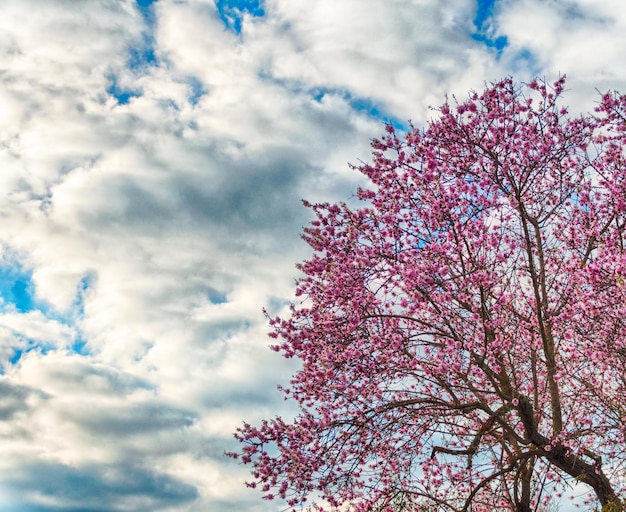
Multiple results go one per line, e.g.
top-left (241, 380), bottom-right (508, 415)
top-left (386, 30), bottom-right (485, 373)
top-left (495, 0), bottom-right (626, 100)
top-left (0, 0), bottom-right (623, 510)
top-left (246, 0), bottom-right (492, 118)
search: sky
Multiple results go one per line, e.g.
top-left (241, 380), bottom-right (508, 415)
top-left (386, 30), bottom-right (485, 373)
top-left (0, 0), bottom-right (625, 510)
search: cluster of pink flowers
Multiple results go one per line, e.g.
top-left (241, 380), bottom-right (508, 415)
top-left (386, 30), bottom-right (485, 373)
top-left (230, 77), bottom-right (626, 511)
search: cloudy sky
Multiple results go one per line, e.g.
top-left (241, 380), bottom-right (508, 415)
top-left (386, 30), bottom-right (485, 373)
top-left (0, 0), bottom-right (625, 510)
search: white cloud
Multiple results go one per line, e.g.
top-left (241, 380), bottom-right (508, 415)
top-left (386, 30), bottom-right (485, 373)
top-left (245, 0), bottom-right (502, 120)
top-left (496, 0), bottom-right (626, 95)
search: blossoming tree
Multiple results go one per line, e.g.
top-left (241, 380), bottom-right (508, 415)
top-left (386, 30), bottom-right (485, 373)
top-left (232, 78), bottom-right (626, 511)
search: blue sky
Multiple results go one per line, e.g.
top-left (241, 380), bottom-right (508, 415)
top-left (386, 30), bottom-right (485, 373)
top-left (0, 0), bottom-right (623, 510)
top-left (472, 0), bottom-right (508, 51)
top-left (215, 0), bottom-right (265, 33)
top-left (0, 264), bottom-right (36, 313)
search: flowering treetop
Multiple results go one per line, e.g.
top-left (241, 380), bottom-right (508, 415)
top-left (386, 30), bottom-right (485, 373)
top-left (232, 77), bottom-right (626, 512)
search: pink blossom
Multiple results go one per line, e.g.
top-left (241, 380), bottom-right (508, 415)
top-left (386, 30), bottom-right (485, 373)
top-left (231, 77), bottom-right (626, 512)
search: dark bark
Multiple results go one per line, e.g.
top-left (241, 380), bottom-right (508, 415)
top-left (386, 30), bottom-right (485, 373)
top-left (517, 396), bottom-right (623, 510)
top-left (514, 457), bottom-right (533, 512)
